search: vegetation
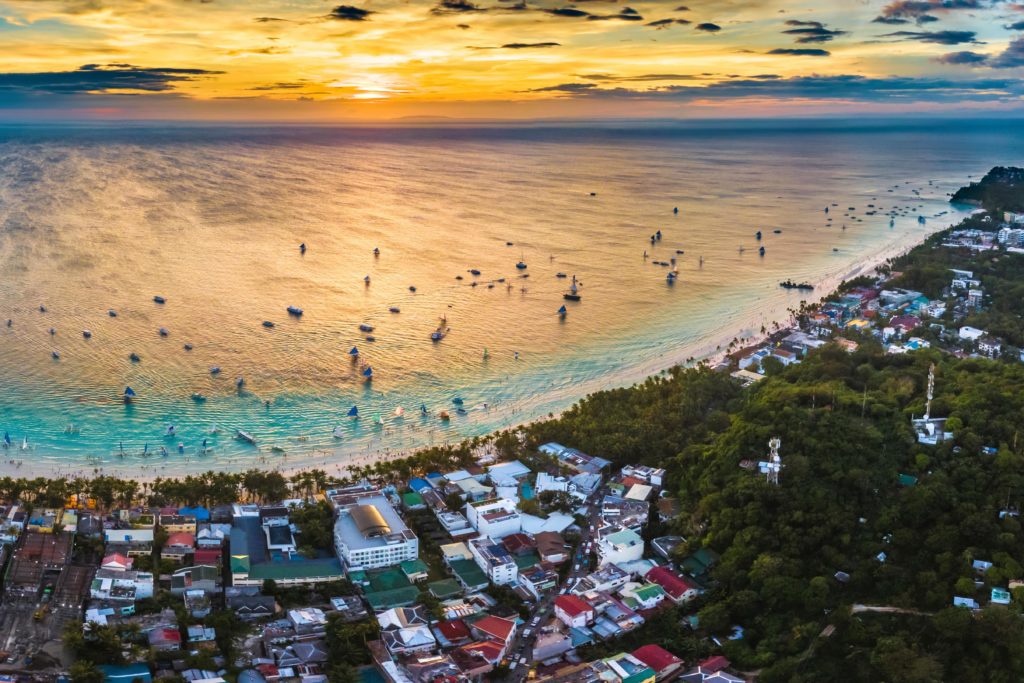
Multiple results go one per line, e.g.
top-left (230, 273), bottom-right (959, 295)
top-left (950, 166), bottom-right (1024, 212)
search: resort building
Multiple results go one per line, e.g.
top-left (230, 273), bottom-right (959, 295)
top-left (331, 491), bottom-right (419, 571)
top-left (596, 528), bottom-right (645, 567)
top-left (465, 498), bottom-right (521, 539)
top-left (468, 536), bottom-right (518, 585)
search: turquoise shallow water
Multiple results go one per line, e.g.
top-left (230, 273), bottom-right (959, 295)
top-left (0, 121), bottom-right (1019, 476)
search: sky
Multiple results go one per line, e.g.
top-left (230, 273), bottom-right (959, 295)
top-left (0, 0), bottom-right (1022, 120)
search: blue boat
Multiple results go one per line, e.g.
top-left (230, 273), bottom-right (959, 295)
top-left (453, 397), bottom-right (464, 405)
top-left (516, 261), bottom-right (527, 270)
top-left (348, 405), bottom-right (359, 418)
top-left (755, 231), bottom-right (762, 240)
top-left (287, 306), bottom-right (303, 316)
top-left (124, 386), bottom-right (136, 398)
top-left (558, 305), bottom-right (567, 316)
top-left (359, 324), bottom-right (374, 333)
top-left (349, 346), bottom-right (359, 357)
top-left (470, 269), bottom-right (481, 276)
top-left (262, 321), bottom-right (275, 328)
top-left (363, 366), bottom-right (373, 379)
top-left (759, 246), bottom-right (766, 256)
top-left (153, 295), bottom-right (166, 304)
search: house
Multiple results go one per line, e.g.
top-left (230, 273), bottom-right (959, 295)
top-left (91, 568), bottom-right (154, 602)
top-left (184, 589), bottom-right (212, 618)
top-left (227, 593), bottom-right (277, 620)
top-left (596, 528), bottom-right (644, 567)
top-left (532, 631), bottom-right (573, 661)
top-left (378, 607), bottom-right (437, 656)
top-left (400, 558), bottom-right (430, 582)
top-left (959, 326), bottom-right (985, 341)
top-left (501, 532), bottom-right (536, 557)
top-left (596, 653), bottom-right (655, 683)
top-left (162, 532), bottom-right (195, 562)
top-left (539, 442), bottom-right (611, 475)
top-left (100, 552), bottom-right (132, 572)
top-left (440, 541), bottom-right (474, 564)
top-left (535, 531), bottom-right (569, 564)
top-left (468, 615), bottom-right (516, 658)
top-left (149, 626), bottom-right (183, 652)
top-left (632, 645), bottom-right (684, 681)
top-left (679, 656), bottom-right (744, 683)
top-left (486, 460), bottom-right (532, 484)
top-left (978, 335), bottom-right (1002, 358)
top-left (434, 619), bottom-right (473, 648)
top-left (289, 607), bottom-right (329, 634)
top-left (170, 565), bottom-right (220, 596)
top-left (619, 582), bottom-right (667, 611)
top-left (646, 566), bottom-right (700, 604)
top-left (465, 498), bottom-right (521, 539)
top-left (160, 514), bottom-right (197, 534)
top-left (104, 528), bottom-right (154, 557)
top-left (519, 565), bottom-right (559, 599)
top-left (554, 594), bottom-right (595, 628)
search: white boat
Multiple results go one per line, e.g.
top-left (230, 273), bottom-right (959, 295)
top-left (236, 430), bottom-right (256, 445)
top-left (332, 426), bottom-right (345, 439)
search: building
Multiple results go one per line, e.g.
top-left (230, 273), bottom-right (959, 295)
top-left (621, 466), bottom-right (666, 487)
top-left (104, 528), bottom-right (154, 557)
top-left (554, 594), bottom-right (595, 628)
top-left (645, 566), bottom-right (700, 604)
top-left (170, 565), bottom-right (220, 596)
top-left (230, 513), bottom-right (344, 587)
top-left (519, 565), bottom-right (559, 599)
top-left (468, 536), bottom-right (518, 585)
top-left (331, 491), bottom-right (419, 571)
top-left (539, 442), bottom-right (612, 475)
top-left (162, 532), bottom-right (195, 562)
top-left (468, 615), bottom-right (517, 659)
top-left (378, 606), bottom-right (436, 655)
top-left (486, 460), bottom-right (532, 484)
top-left (959, 326), bottom-right (986, 341)
top-left (90, 568), bottom-right (154, 603)
top-left (597, 528), bottom-right (644, 567)
top-left (978, 336), bottom-right (1002, 358)
top-left (465, 498), bottom-right (521, 539)
top-left (535, 531), bottom-right (569, 564)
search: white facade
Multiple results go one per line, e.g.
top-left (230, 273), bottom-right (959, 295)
top-left (596, 528), bottom-right (645, 567)
top-left (465, 498), bottom-right (521, 539)
top-left (468, 537), bottom-right (518, 585)
top-left (333, 496), bottom-right (419, 570)
top-left (959, 326), bottom-right (985, 341)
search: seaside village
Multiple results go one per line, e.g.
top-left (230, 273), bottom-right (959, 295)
top-left (726, 208), bottom-right (1024, 389)
top-left (0, 443), bottom-right (739, 683)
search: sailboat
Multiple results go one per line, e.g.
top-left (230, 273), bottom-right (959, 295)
top-left (363, 366), bottom-right (373, 381)
top-left (483, 348), bottom-right (489, 360)
top-left (563, 280), bottom-right (581, 301)
top-left (333, 426), bottom-right (345, 439)
top-left (420, 404), bottom-right (428, 415)
top-left (516, 252), bottom-right (527, 270)
top-left (21, 437), bottom-right (29, 450)
top-left (374, 414), bottom-right (385, 426)
top-left (3, 432), bottom-right (11, 448)
top-left (453, 397), bottom-right (464, 406)
top-left (348, 405), bottom-right (359, 419)
top-left (123, 386), bottom-right (136, 404)
top-left (349, 346), bottom-right (360, 359)
top-left (558, 305), bottom-right (567, 317)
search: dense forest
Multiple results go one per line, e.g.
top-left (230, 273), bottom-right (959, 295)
top-left (950, 166), bottom-right (1024, 212)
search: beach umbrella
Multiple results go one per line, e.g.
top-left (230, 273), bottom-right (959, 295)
top-left (348, 405), bottom-right (359, 418)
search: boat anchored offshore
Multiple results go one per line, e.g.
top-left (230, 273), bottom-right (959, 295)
top-left (431, 315), bottom-right (450, 342)
top-left (235, 430), bottom-right (256, 445)
top-left (287, 306), bottom-right (303, 316)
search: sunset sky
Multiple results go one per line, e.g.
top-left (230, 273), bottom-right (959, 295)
top-left (0, 0), bottom-right (1022, 120)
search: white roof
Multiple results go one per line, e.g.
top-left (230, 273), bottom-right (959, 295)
top-left (105, 529), bottom-right (154, 542)
top-left (444, 469), bottom-right (473, 482)
top-left (457, 479), bottom-right (491, 496)
top-left (625, 484), bottom-right (653, 501)
top-left (522, 512), bottom-right (574, 534)
top-left (487, 460), bottom-right (531, 480)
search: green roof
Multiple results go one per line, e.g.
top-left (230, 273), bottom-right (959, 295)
top-left (634, 583), bottom-right (665, 600)
top-left (402, 492), bottom-right (425, 507)
top-left (449, 558), bottom-right (488, 590)
top-left (348, 569), bottom-right (369, 585)
top-left (428, 578), bottom-right (463, 599)
top-left (606, 528), bottom-right (642, 545)
top-left (364, 585), bottom-right (420, 610)
top-left (247, 558), bottom-right (344, 581)
top-left (621, 668), bottom-right (655, 683)
top-left (514, 551), bottom-right (542, 570)
top-left (230, 555), bottom-right (250, 573)
top-left (400, 559), bottom-right (430, 578)
top-left (368, 568), bottom-right (413, 592)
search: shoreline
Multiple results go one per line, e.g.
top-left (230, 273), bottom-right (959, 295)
top-left (0, 220), bottom-right (950, 484)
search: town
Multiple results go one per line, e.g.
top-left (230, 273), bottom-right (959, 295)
top-left (0, 442), bottom-right (735, 683)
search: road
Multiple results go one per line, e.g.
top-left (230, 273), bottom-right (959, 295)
top-left (504, 486), bottom-right (606, 682)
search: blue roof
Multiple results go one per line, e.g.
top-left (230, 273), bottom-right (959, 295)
top-left (178, 505), bottom-right (210, 521)
top-left (409, 477), bottom-right (432, 492)
top-left (99, 664), bottom-right (153, 683)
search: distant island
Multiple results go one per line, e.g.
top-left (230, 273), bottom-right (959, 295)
top-left (951, 166), bottom-right (1024, 212)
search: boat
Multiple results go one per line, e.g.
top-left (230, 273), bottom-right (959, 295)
top-left (456, 407), bottom-right (467, 415)
top-left (287, 306), bottom-right (303, 316)
top-left (262, 321), bottom-right (275, 328)
top-left (300, 242), bottom-right (307, 254)
top-left (675, 249), bottom-right (684, 254)
top-left (373, 247), bottom-right (380, 256)
top-left (374, 415), bottom-right (384, 425)
top-left (191, 392), bottom-right (206, 402)
top-left (236, 430), bottom-right (256, 445)
top-left (183, 343), bottom-right (193, 351)
top-left (558, 304), bottom-right (567, 317)
top-left (779, 280), bottom-right (814, 291)
top-left (483, 348), bottom-right (489, 359)
top-left (2, 432), bottom-right (10, 448)
top-left (516, 260), bottom-right (527, 270)
top-left (674, 207), bottom-right (679, 214)
top-left (21, 437), bottom-right (28, 450)
top-left (364, 275), bottom-right (371, 284)
top-left (235, 377), bottom-right (245, 389)
top-left (420, 404), bottom-right (428, 415)
top-left (431, 315), bottom-right (450, 342)
top-left (108, 309), bottom-right (117, 317)
top-left (333, 426), bottom-right (345, 439)
top-left (153, 296), bottom-right (166, 304)
top-left (773, 229), bottom-right (782, 234)
top-left (271, 445), bottom-right (285, 454)
top-left (210, 366), bottom-right (220, 374)
top-left (348, 405), bottom-right (359, 418)
top-left (656, 230), bottom-right (662, 240)
top-left (470, 269), bottom-right (481, 276)
top-left (123, 386), bottom-right (136, 403)
top-left (159, 327), bottom-right (169, 337)
top-left (39, 305), bottom-right (46, 312)
top-left (49, 327), bottom-right (55, 336)
top-left (556, 272), bottom-right (567, 278)
top-left (363, 366), bottom-right (373, 380)
top-left (759, 246), bottom-right (766, 256)
top-left (667, 272), bottom-right (676, 282)
top-left (563, 293), bottom-right (581, 301)
top-left (51, 350), bottom-right (60, 359)
top-left (130, 353), bottom-right (141, 362)
top-left (359, 324), bottom-right (375, 333)
top-left (394, 406), bottom-right (405, 417)
top-left (755, 231), bottom-right (762, 240)
top-left (409, 286), bottom-right (417, 292)
top-left (64, 424), bottom-right (80, 435)
top-left (83, 330), bottom-right (91, 339)
top-left (389, 307), bottom-right (401, 313)
top-left (453, 397), bottom-right (464, 406)
top-left (366, 335), bottom-right (376, 342)
top-left (349, 346), bottom-right (359, 357)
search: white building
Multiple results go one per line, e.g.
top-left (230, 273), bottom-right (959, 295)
top-left (596, 528), bottom-right (645, 567)
top-left (465, 498), bottom-right (521, 539)
top-left (332, 494), bottom-right (419, 570)
top-left (959, 326), bottom-right (985, 341)
top-left (468, 537), bottom-right (518, 585)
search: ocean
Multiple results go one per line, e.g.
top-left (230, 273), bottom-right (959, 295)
top-left (0, 120), bottom-right (1019, 477)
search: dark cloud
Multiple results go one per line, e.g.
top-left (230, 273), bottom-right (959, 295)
top-left (525, 74), bottom-right (1020, 103)
top-left (935, 50), bottom-right (989, 63)
top-left (431, 0), bottom-right (481, 12)
top-left (577, 73), bottom-right (701, 81)
top-left (499, 42), bottom-right (561, 48)
top-left (768, 48), bottom-right (831, 56)
top-left (249, 82), bottom-right (308, 90)
top-left (879, 0), bottom-right (985, 19)
top-left (674, 4), bottom-right (690, 9)
top-left (0, 64), bottom-right (222, 95)
top-left (647, 18), bottom-right (691, 27)
top-left (254, 16), bottom-right (287, 22)
top-left (916, 14), bottom-right (940, 22)
top-left (328, 5), bottom-right (374, 20)
top-left (545, 7), bottom-right (590, 17)
top-left (872, 16), bottom-right (911, 24)
top-left (782, 19), bottom-right (846, 43)
top-left (588, 10), bottom-right (644, 20)
top-left (1006, 20), bottom-right (1024, 30)
top-left (991, 36), bottom-right (1024, 67)
top-left (883, 29), bottom-right (979, 44)
top-left (457, 22), bottom-right (471, 28)
top-left (695, 22), bottom-right (721, 32)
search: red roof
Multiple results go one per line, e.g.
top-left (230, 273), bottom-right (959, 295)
top-left (645, 566), bottom-right (698, 600)
top-left (699, 655), bottom-right (730, 673)
top-left (194, 548), bottom-right (222, 564)
top-left (459, 639), bottom-right (504, 664)
top-left (437, 619), bottom-right (472, 641)
top-left (101, 552), bottom-right (131, 568)
top-left (554, 594), bottom-right (593, 618)
top-left (621, 476), bottom-right (645, 487)
top-left (502, 533), bottom-right (536, 554)
top-left (632, 644), bottom-right (683, 673)
top-left (165, 532), bottom-right (195, 547)
top-left (471, 615), bottom-right (515, 642)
